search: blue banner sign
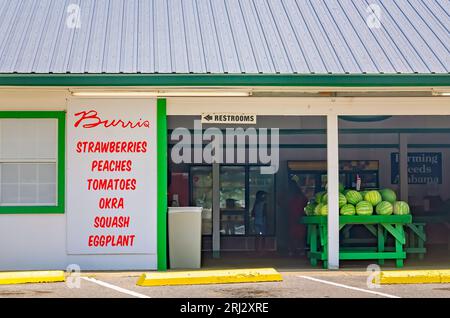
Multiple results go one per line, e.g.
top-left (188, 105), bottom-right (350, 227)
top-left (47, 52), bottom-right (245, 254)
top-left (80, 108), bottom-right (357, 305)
top-left (391, 152), bottom-right (442, 184)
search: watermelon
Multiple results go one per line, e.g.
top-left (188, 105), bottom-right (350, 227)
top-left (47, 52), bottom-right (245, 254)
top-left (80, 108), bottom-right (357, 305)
top-left (340, 204), bottom-right (356, 216)
top-left (375, 201), bottom-right (393, 215)
top-left (320, 192), bottom-right (347, 206)
top-left (364, 190), bottom-right (382, 206)
top-left (393, 201), bottom-right (410, 215)
top-left (360, 190), bottom-right (368, 198)
top-left (339, 193), bottom-right (347, 208)
top-left (314, 203), bottom-right (323, 216)
top-left (379, 189), bottom-right (397, 204)
top-left (315, 191), bottom-right (325, 204)
top-left (356, 201), bottom-right (373, 215)
top-left (320, 204), bottom-right (328, 216)
top-left (304, 203), bottom-right (317, 216)
top-left (346, 190), bottom-right (363, 205)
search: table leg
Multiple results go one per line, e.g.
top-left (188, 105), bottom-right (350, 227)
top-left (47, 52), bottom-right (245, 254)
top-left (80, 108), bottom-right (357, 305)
top-left (322, 225), bottom-right (328, 269)
top-left (418, 224), bottom-right (425, 260)
top-left (307, 225), bottom-right (311, 245)
top-left (409, 227), bottom-right (416, 259)
top-left (395, 224), bottom-right (405, 268)
top-left (377, 224), bottom-right (385, 266)
top-left (310, 225), bottom-right (318, 267)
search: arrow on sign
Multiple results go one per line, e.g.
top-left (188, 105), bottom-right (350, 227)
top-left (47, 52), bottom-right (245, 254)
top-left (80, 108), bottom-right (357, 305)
top-left (203, 114), bottom-right (213, 121)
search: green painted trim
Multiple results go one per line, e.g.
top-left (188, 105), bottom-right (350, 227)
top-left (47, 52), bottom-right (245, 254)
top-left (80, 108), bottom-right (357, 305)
top-left (0, 74), bottom-right (449, 86)
top-left (57, 112), bottom-right (66, 214)
top-left (0, 111), bottom-right (66, 214)
top-left (0, 205), bottom-right (65, 214)
top-left (157, 99), bottom-right (168, 271)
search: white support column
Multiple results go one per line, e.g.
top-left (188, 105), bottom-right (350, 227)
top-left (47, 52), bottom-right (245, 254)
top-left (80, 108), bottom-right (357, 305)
top-left (327, 114), bottom-right (340, 269)
top-left (399, 134), bottom-right (409, 201)
top-left (212, 162), bottom-right (220, 258)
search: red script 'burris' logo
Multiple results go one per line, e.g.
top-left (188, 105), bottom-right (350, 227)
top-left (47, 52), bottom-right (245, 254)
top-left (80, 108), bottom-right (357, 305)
top-left (74, 110), bottom-right (150, 129)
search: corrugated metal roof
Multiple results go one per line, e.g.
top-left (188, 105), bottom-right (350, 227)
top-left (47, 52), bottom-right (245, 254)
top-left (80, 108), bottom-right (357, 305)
top-left (0, 0), bottom-right (448, 74)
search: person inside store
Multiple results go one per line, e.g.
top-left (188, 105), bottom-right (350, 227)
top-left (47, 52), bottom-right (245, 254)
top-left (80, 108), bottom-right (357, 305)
top-left (252, 190), bottom-right (268, 254)
top-left (287, 179), bottom-right (308, 257)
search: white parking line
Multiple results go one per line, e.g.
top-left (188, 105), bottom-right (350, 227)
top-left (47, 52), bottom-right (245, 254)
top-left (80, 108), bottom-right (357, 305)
top-left (297, 275), bottom-right (400, 298)
top-left (81, 277), bottom-right (150, 298)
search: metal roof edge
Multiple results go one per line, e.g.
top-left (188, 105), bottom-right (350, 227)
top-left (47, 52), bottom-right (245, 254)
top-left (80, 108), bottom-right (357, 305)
top-left (0, 73), bottom-right (449, 87)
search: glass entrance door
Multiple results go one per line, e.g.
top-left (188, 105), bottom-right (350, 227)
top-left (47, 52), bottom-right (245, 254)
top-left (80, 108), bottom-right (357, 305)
top-left (220, 166), bottom-right (246, 235)
top-left (191, 164), bottom-right (276, 251)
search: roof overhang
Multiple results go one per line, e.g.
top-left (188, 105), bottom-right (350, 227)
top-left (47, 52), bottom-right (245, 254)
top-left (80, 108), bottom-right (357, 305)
top-left (0, 74), bottom-right (449, 87)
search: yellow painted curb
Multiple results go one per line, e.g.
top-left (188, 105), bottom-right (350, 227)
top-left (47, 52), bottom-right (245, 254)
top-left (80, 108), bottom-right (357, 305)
top-left (136, 268), bottom-right (283, 286)
top-left (377, 270), bottom-right (450, 284)
top-left (0, 271), bottom-right (65, 285)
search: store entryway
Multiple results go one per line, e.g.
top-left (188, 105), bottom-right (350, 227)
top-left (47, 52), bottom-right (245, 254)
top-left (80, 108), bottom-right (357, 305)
top-left (166, 98), bottom-right (450, 270)
top-left (167, 115), bottom-right (327, 267)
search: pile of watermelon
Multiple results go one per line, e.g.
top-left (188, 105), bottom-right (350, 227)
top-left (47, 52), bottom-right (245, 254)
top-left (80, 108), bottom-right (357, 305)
top-left (304, 185), bottom-right (410, 217)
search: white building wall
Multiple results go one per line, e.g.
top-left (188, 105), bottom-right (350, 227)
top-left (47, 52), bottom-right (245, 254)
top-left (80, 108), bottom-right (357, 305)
top-left (0, 90), bottom-right (449, 269)
top-left (0, 91), bottom-right (157, 270)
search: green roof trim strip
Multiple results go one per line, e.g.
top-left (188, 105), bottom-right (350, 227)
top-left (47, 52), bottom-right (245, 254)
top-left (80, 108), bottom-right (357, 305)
top-left (0, 74), bottom-right (449, 87)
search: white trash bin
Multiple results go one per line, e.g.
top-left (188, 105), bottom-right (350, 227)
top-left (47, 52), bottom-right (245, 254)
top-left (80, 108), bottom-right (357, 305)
top-left (168, 207), bottom-right (203, 269)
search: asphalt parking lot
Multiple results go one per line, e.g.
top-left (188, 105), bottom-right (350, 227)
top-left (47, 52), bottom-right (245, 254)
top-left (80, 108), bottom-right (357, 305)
top-left (0, 270), bottom-right (449, 298)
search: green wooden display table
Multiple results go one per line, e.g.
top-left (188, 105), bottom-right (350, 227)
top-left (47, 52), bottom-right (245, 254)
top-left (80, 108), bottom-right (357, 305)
top-left (340, 221), bottom-right (426, 259)
top-left (404, 222), bottom-right (426, 259)
top-left (300, 215), bottom-right (412, 269)
top-left (414, 213), bottom-right (450, 253)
